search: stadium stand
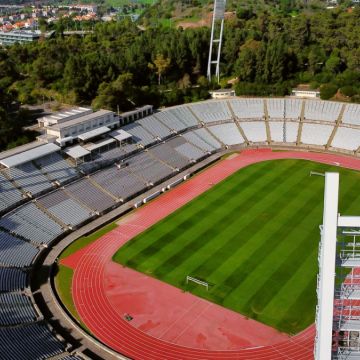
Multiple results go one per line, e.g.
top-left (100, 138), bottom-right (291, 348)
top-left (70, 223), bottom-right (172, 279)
top-left (229, 98), bottom-right (264, 119)
top-left (239, 121), bottom-right (268, 143)
top-left (0, 171), bottom-right (24, 213)
top-left (0, 203), bottom-right (63, 245)
top-left (183, 128), bottom-right (222, 152)
top-left (122, 122), bottom-right (158, 146)
top-left (304, 100), bottom-right (342, 122)
top-left (0, 230), bottom-right (39, 267)
top-left (330, 127), bottom-right (360, 152)
top-left (138, 115), bottom-right (173, 139)
top-left (0, 292), bottom-right (38, 325)
top-left (5, 162), bottom-right (53, 196)
top-left (0, 268), bottom-right (27, 292)
top-left (1, 97), bottom-right (360, 360)
top-left (149, 143), bottom-right (190, 170)
top-left (37, 190), bottom-right (93, 228)
top-left (65, 178), bottom-right (117, 213)
top-left (269, 121), bottom-right (299, 143)
top-left (300, 123), bottom-right (334, 146)
top-left (154, 111), bottom-right (188, 132)
top-left (34, 152), bottom-right (78, 184)
top-left (166, 106), bottom-right (199, 128)
top-left (0, 322), bottom-right (65, 360)
top-left (342, 104), bottom-right (360, 126)
top-left (189, 101), bottom-right (232, 123)
top-left (207, 123), bottom-right (244, 145)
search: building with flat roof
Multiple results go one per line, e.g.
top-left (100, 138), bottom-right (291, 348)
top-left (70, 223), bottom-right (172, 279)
top-left (209, 89), bottom-right (236, 99)
top-left (40, 108), bottom-right (119, 147)
top-left (291, 86), bottom-right (320, 99)
top-left (0, 30), bottom-right (41, 46)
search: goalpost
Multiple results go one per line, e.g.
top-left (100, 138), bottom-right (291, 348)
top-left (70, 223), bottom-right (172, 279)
top-left (186, 276), bottom-right (209, 291)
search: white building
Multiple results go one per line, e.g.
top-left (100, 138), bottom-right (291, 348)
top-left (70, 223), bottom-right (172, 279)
top-left (291, 87), bottom-right (320, 99)
top-left (209, 89), bottom-right (236, 99)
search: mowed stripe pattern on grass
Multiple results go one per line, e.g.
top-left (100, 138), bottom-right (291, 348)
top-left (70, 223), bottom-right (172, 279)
top-left (114, 159), bottom-right (360, 334)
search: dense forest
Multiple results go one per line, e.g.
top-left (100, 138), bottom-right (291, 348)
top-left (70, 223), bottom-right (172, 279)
top-left (0, 4), bottom-right (360, 150)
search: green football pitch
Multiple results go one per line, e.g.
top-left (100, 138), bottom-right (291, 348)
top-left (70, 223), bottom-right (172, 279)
top-left (113, 159), bottom-right (360, 334)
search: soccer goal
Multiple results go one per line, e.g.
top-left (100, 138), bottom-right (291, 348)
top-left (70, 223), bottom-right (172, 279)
top-left (186, 276), bottom-right (209, 291)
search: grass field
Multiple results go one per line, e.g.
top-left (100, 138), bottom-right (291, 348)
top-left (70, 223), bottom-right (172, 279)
top-left (113, 159), bottom-right (360, 334)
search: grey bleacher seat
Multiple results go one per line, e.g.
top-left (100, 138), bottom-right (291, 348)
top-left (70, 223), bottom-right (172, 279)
top-left (38, 190), bottom-right (92, 227)
top-left (0, 203), bottom-right (63, 245)
top-left (0, 292), bottom-right (38, 325)
top-left (304, 100), bottom-right (342, 122)
top-left (174, 143), bottom-right (205, 161)
top-left (0, 268), bottom-right (27, 292)
top-left (342, 104), bottom-right (360, 126)
top-left (239, 121), bottom-right (267, 142)
top-left (128, 151), bottom-right (174, 183)
top-left (331, 127), bottom-right (360, 151)
top-left (0, 322), bottom-right (65, 360)
top-left (5, 162), bottom-right (53, 196)
top-left (138, 115), bottom-right (172, 139)
top-left (154, 111), bottom-right (187, 132)
top-left (183, 128), bottom-right (221, 151)
top-left (269, 121), bottom-right (299, 143)
top-left (34, 152), bottom-right (78, 184)
top-left (91, 165), bottom-right (146, 200)
top-left (189, 101), bottom-right (232, 123)
top-left (65, 178), bottom-right (117, 213)
top-left (149, 143), bottom-right (189, 170)
top-left (166, 106), bottom-right (199, 127)
top-left (301, 123), bottom-right (334, 145)
top-left (267, 99), bottom-right (302, 120)
top-left (122, 123), bottom-right (157, 146)
top-left (229, 99), bottom-right (264, 119)
top-left (0, 230), bottom-right (38, 267)
top-left (0, 172), bottom-right (24, 213)
top-left (207, 123), bottom-right (244, 145)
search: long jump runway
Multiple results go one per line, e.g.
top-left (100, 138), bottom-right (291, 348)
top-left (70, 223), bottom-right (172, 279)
top-left (62, 149), bottom-right (360, 359)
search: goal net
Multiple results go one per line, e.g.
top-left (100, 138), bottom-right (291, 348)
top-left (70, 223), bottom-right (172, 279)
top-left (186, 276), bottom-right (209, 291)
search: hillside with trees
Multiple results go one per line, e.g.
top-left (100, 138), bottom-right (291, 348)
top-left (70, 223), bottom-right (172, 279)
top-left (0, 4), bottom-right (359, 150)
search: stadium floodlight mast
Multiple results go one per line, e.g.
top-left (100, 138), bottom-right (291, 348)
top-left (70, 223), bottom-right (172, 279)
top-left (207, 0), bottom-right (226, 83)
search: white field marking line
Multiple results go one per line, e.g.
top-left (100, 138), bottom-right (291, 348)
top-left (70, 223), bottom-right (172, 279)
top-left (171, 302), bottom-right (213, 343)
top-left (157, 298), bottom-right (203, 339)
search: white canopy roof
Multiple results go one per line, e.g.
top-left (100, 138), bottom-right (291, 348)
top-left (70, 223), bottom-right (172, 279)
top-left (78, 126), bottom-right (110, 141)
top-left (0, 143), bottom-right (60, 168)
top-left (85, 138), bottom-right (116, 152)
top-left (338, 216), bottom-right (360, 228)
top-left (110, 129), bottom-right (132, 142)
top-left (64, 145), bottom-right (90, 159)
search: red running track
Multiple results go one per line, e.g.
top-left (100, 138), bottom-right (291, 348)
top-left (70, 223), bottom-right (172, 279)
top-left (62, 149), bottom-right (360, 360)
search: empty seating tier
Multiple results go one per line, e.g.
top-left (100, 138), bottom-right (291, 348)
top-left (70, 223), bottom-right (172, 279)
top-left (0, 268), bottom-right (27, 292)
top-left (91, 165), bottom-right (146, 200)
top-left (5, 162), bottom-right (53, 196)
top-left (301, 123), bottom-right (334, 146)
top-left (267, 99), bottom-right (302, 120)
top-left (269, 121), bottom-right (299, 143)
top-left (0, 203), bottom-right (63, 245)
top-left (304, 100), bottom-right (342, 122)
top-left (331, 127), bottom-right (360, 151)
top-left (342, 104), bottom-right (360, 126)
top-left (0, 172), bottom-right (24, 213)
top-left (0, 322), bottom-right (65, 360)
top-left (0, 292), bottom-right (38, 325)
top-left (229, 99), bottom-right (264, 119)
top-left (37, 190), bottom-right (92, 227)
top-left (0, 230), bottom-right (39, 267)
top-left (240, 121), bottom-right (268, 143)
top-left (65, 178), bottom-right (117, 213)
top-left (189, 101), bottom-right (232, 123)
top-left (122, 123), bottom-right (157, 146)
top-left (207, 123), bottom-right (244, 145)
top-left (166, 106), bottom-right (199, 127)
top-left (127, 151), bottom-right (174, 183)
top-left (183, 128), bottom-right (221, 152)
top-left (154, 111), bottom-right (187, 132)
top-left (149, 143), bottom-right (189, 170)
top-left (34, 152), bottom-right (78, 184)
top-left (138, 116), bottom-right (172, 139)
